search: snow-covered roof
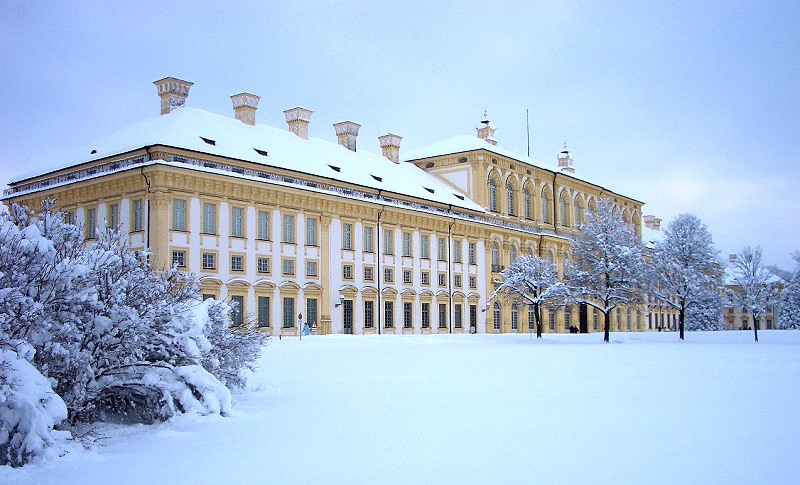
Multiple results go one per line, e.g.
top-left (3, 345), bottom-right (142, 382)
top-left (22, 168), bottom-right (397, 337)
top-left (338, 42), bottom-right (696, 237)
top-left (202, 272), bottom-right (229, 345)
top-left (11, 107), bottom-right (484, 212)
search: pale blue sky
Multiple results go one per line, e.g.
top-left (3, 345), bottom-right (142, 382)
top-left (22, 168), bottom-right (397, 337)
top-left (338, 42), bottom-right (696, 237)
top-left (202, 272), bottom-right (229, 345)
top-left (1, 1), bottom-right (798, 268)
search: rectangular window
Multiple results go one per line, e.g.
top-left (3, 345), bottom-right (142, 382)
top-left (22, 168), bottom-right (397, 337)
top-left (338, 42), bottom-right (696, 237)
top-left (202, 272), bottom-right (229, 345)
top-left (342, 223), bottom-right (353, 250)
top-left (438, 272), bottom-right (446, 287)
top-left (402, 232), bottom-right (412, 257)
top-left (468, 242), bottom-right (476, 265)
top-left (404, 302), bottom-right (413, 328)
top-left (202, 252), bottom-right (216, 270)
top-left (564, 309), bottom-right (571, 331)
top-left (283, 297), bottom-right (295, 328)
top-left (65, 211), bottom-right (75, 225)
top-left (437, 238), bottom-right (446, 261)
top-left (364, 266), bottom-right (374, 281)
top-left (343, 265), bottom-right (353, 280)
top-left (453, 240), bottom-right (462, 263)
top-left (282, 214), bottom-right (295, 243)
top-left (455, 304), bottom-right (463, 328)
top-left (202, 293), bottom-right (216, 301)
top-left (469, 275), bottom-right (477, 289)
top-left (363, 226), bottom-right (374, 253)
top-left (403, 270), bottom-right (412, 284)
top-left (133, 199), bottom-right (143, 232)
top-left (109, 203), bottom-right (119, 229)
top-left (203, 203), bottom-right (216, 234)
top-left (384, 268), bottom-right (393, 283)
top-left (364, 301), bottom-right (374, 328)
top-left (231, 255), bottom-right (243, 272)
top-left (257, 257), bottom-right (270, 274)
top-left (454, 274), bottom-right (462, 288)
top-left (172, 199), bottom-right (186, 231)
top-left (438, 303), bottom-right (447, 329)
top-left (307, 298), bottom-right (318, 327)
top-left (421, 271), bottom-right (430, 285)
top-left (257, 296), bottom-right (270, 327)
top-left (231, 207), bottom-right (243, 237)
top-left (306, 261), bottom-right (318, 277)
top-left (383, 229), bottom-right (393, 255)
top-left (529, 305), bottom-right (535, 331)
top-left (306, 218), bottom-right (317, 246)
top-left (230, 295), bottom-right (244, 327)
top-left (282, 259), bottom-right (295, 275)
top-left (86, 208), bottom-right (97, 238)
top-left (172, 250), bottom-right (186, 268)
top-left (421, 235), bottom-right (430, 259)
top-left (421, 302), bottom-right (430, 328)
top-left (470, 305), bottom-right (477, 330)
top-left (257, 210), bottom-right (269, 240)
top-left (385, 301), bottom-right (394, 328)
top-left (593, 309), bottom-right (599, 331)
top-left (549, 309), bottom-right (556, 331)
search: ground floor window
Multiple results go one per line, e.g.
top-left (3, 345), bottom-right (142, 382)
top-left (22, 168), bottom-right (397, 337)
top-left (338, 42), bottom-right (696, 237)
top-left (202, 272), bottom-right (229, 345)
top-left (493, 302), bottom-right (501, 333)
top-left (403, 302), bottom-right (412, 328)
top-left (454, 304), bottom-right (462, 329)
top-left (421, 303), bottom-right (430, 328)
top-left (257, 296), bottom-right (270, 327)
top-left (307, 298), bottom-right (317, 328)
top-left (469, 305), bottom-right (477, 331)
top-left (549, 308), bottom-right (556, 331)
top-left (511, 305), bottom-right (518, 332)
top-left (364, 300), bottom-right (374, 328)
top-left (283, 297), bottom-right (295, 328)
top-left (230, 295), bottom-right (244, 327)
top-left (438, 303), bottom-right (447, 329)
top-left (385, 301), bottom-right (394, 328)
top-left (528, 305), bottom-right (535, 331)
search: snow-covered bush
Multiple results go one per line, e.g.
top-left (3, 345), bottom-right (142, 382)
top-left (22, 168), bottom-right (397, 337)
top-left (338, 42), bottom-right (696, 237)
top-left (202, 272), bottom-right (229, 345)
top-left (778, 253), bottom-right (800, 329)
top-left (0, 344), bottom-right (69, 467)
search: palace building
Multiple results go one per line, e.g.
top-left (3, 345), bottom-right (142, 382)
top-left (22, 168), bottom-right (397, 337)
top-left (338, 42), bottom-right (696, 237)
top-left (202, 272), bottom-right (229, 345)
top-left (2, 77), bottom-right (648, 335)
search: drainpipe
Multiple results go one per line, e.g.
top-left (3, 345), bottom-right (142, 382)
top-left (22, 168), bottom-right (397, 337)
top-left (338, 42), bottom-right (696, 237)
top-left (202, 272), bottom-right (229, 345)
top-left (447, 205), bottom-right (455, 333)
top-left (142, 146), bottom-right (154, 263)
top-left (552, 172), bottom-right (559, 234)
top-left (376, 194), bottom-right (384, 335)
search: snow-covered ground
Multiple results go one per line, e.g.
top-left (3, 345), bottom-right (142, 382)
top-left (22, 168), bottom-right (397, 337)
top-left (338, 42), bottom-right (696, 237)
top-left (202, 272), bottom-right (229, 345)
top-left (3, 330), bottom-right (799, 484)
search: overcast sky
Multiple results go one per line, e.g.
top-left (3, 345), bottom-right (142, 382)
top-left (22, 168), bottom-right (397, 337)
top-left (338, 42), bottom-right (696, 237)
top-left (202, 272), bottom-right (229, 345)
top-left (1, 1), bottom-right (798, 268)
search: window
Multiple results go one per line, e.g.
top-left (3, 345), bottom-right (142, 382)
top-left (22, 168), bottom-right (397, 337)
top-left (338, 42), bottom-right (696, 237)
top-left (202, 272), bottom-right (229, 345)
top-left (421, 303), bottom-right (430, 328)
top-left (421, 271), bottom-right (430, 285)
top-left (307, 298), bottom-right (318, 327)
top-left (257, 210), bottom-right (269, 240)
top-left (469, 275), bottom-right (477, 289)
top-left (342, 223), bottom-right (352, 250)
top-left (282, 259), bottom-right (295, 275)
top-left (172, 199), bottom-right (186, 231)
top-left (454, 274), bottom-right (462, 288)
top-left (257, 296), bottom-right (270, 327)
top-left (133, 199), bottom-right (143, 231)
top-left (470, 305), bottom-right (477, 330)
top-left (282, 214), bottom-right (295, 243)
top-left (282, 297), bottom-right (295, 328)
top-left (65, 211), bottom-right (75, 225)
top-left (402, 232), bottom-right (411, 257)
top-left (306, 218), bottom-right (317, 246)
top-left (523, 188), bottom-right (531, 219)
top-left (231, 255), bottom-right (243, 272)
top-left (385, 301), bottom-right (394, 328)
top-left (438, 272), bottom-right (446, 287)
top-left (343, 265), bottom-right (353, 280)
top-left (364, 301), bottom-right (374, 328)
top-left (231, 207), bottom-right (243, 237)
top-left (437, 238), bottom-right (446, 261)
top-left (202, 294), bottom-right (216, 301)
top-left (452, 240), bottom-right (462, 263)
top-left (172, 250), bottom-right (186, 268)
top-left (420, 235), bottom-right (430, 259)
top-left (507, 184), bottom-right (515, 216)
top-left (468, 242), bottom-right (476, 265)
top-left (257, 257), bottom-right (270, 274)
top-left (403, 302), bottom-right (412, 328)
top-left (403, 269), bottom-right (412, 284)
top-left (383, 229), bottom-right (393, 254)
top-left (491, 242), bottom-right (500, 272)
top-left (528, 305), bottom-right (536, 331)
top-left (438, 303), bottom-right (447, 329)
top-left (202, 252), bottom-right (216, 270)
top-left (488, 179), bottom-right (497, 211)
top-left (230, 295), bottom-right (244, 327)
top-left (86, 208), bottom-right (97, 238)
top-left (363, 226), bottom-right (374, 253)
top-left (542, 190), bottom-right (551, 223)
top-left (564, 307), bottom-right (571, 332)
top-left (560, 196), bottom-right (568, 227)
top-left (109, 203), bottom-right (119, 229)
top-left (549, 308), bottom-right (556, 331)
top-left (512, 305), bottom-right (519, 332)
top-left (203, 203), bottom-right (216, 234)
top-left (364, 266), bottom-right (374, 281)
top-left (306, 261), bottom-right (318, 277)
top-left (384, 268), bottom-right (393, 283)
top-left (510, 244), bottom-right (517, 263)
top-left (574, 198), bottom-right (583, 226)
top-left (454, 304), bottom-right (463, 329)
top-left (493, 302), bottom-right (501, 332)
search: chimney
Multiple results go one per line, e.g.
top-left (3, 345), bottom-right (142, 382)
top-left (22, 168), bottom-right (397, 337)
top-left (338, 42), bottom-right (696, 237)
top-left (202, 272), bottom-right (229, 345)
top-left (476, 111), bottom-right (497, 146)
top-left (153, 77), bottom-right (193, 115)
top-left (231, 93), bottom-right (260, 125)
top-left (378, 134), bottom-right (402, 163)
top-left (643, 215), bottom-right (663, 231)
top-left (333, 121), bottom-right (361, 151)
top-left (557, 142), bottom-right (575, 173)
top-left (283, 107), bottom-right (313, 139)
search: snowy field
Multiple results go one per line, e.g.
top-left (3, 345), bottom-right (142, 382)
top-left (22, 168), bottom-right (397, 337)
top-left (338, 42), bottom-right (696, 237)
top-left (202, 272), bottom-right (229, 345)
top-left (3, 330), bottom-right (799, 484)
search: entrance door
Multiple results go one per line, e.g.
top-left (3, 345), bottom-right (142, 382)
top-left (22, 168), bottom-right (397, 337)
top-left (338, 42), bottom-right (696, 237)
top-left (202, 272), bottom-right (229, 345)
top-left (579, 303), bottom-right (588, 334)
top-left (343, 300), bottom-right (354, 334)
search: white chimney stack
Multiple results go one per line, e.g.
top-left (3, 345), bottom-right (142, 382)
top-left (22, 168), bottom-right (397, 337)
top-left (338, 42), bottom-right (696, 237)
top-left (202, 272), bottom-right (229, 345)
top-left (283, 107), bottom-right (313, 140)
top-left (231, 93), bottom-right (260, 125)
top-left (378, 134), bottom-right (402, 164)
top-left (334, 121), bottom-right (361, 151)
top-left (153, 77), bottom-right (193, 115)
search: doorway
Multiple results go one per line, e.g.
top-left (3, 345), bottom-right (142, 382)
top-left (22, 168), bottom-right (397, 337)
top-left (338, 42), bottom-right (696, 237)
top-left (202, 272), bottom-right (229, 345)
top-left (579, 303), bottom-right (588, 333)
top-left (343, 300), bottom-right (353, 334)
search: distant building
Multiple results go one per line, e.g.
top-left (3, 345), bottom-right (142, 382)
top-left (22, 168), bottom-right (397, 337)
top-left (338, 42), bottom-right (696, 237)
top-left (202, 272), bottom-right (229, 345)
top-left (2, 77), bottom-right (647, 335)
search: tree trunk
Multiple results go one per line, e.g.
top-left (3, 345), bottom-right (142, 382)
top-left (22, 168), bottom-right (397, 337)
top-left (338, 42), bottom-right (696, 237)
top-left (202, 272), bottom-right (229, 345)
top-left (603, 310), bottom-right (610, 342)
top-left (753, 314), bottom-right (759, 342)
top-left (679, 306), bottom-right (685, 340)
top-left (534, 304), bottom-right (542, 338)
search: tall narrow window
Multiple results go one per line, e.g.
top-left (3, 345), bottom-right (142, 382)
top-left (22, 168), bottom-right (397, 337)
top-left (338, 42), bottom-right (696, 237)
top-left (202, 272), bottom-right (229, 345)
top-left (523, 188), bottom-right (531, 219)
top-left (306, 218), bottom-right (317, 246)
top-left (438, 303), bottom-right (447, 329)
top-left (549, 308), bottom-right (556, 331)
top-left (383, 228), bottom-right (393, 255)
top-left (491, 242), bottom-right (500, 271)
top-left (133, 199), bottom-right (143, 232)
top-left (488, 179), bottom-right (497, 211)
top-left (437, 238), bottom-right (446, 261)
top-left (363, 226), bottom-right (374, 252)
top-left (257, 210), bottom-right (269, 240)
top-left (203, 203), bottom-right (216, 234)
top-left (307, 298), bottom-right (318, 327)
top-left (282, 215), bottom-right (295, 243)
top-left (542, 191), bottom-right (551, 224)
top-left (511, 304), bottom-right (519, 332)
top-left (283, 297), bottom-right (295, 328)
top-left (342, 223), bottom-right (353, 250)
top-left (230, 295), bottom-right (244, 327)
top-left (574, 198), bottom-right (583, 226)
top-left (385, 301), bottom-right (394, 328)
top-left (86, 208), bottom-right (97, 239)
top-left (564, 307), bottom-right (572, 332)
top-left (510, 244), bottom-right (517, 263)
top-left (231, 207), bottom-right (243, 237)
top-left (364, 301), bottom-right (374, 328)
top-left (402, 232), bottom-right (411, 257)
top-left (421, 303), bottom-right (430, 328)
top-left (454, 304), bottom-right (463, 329)
top-left (109, 203), bottom-right (119, 229)
top-left (560, 196), bottom-right (568, 227)
top-left (453, 240), bottom-right (462, 263)
top-left (257, 296), bottom-right (270, 327)
top-left (528, 305), bottom-right (535, 331)
top-left (403, 302), bottom-right (413, 328)
top-left (470, 305), bottom-right (477, 330)
top-left (493, 302), bottom-right (501, 333)
top-left (172, 199), bottom-right (186, 231)
top-left (420, 235), bottom-right (430, 259)
top-left (507, 184), bottom-right (515, 216)
top-left (468, 242), bottom-right (476, 265)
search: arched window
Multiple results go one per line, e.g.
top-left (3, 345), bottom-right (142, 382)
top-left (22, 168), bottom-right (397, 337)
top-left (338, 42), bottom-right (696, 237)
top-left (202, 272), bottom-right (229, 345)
top-left (488, 179), bottom-right (497, 212)
top-left (559, 195), bottom-right (568, 227)
top-left (523, 188), bottom-right (531, 219)
top-left (510, 244), bottom-right (517, 262)
top-left (574, 197), bottom-right (583, 226)
top-left (542, 189), bottom-right (551, 223)
top-left (493, 302), bottom-right (501, 333)
top-left (507, 183), bottom-right (515, 216)
top-left (491, 242), bottom-right (500, 271)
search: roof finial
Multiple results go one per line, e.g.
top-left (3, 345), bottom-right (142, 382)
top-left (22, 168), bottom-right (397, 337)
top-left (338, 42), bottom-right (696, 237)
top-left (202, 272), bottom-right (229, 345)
top-left (563, 139), bottom-right (568, 151)
top-left (483, 108), bottom-right (488, 121)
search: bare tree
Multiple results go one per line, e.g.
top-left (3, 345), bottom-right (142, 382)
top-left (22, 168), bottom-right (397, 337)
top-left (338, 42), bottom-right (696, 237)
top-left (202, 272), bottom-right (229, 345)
top-left (727, 246), bottom-right (777, 342)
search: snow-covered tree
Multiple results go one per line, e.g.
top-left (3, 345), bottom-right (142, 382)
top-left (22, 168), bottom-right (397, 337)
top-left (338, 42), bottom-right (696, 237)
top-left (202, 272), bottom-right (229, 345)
top-left (489, 255), bottom-right (569, 338)
top-left (649, 214), bottom-right (724, 339)
top-left (727, 246), bottom-right (777, 342)
top-left (776, 252), bottom-right (800, 329)
top-left (685, 290), bottom-right (724, 331)
top-left (566, 198), bottom-right (646, 342)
